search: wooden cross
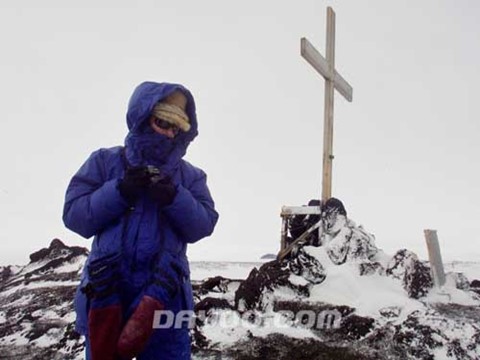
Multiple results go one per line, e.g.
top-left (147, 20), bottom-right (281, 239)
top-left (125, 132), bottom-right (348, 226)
top-left (301, 7), bottom-right (353, 202)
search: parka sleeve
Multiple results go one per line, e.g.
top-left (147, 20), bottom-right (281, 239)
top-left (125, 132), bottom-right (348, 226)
top-left (162, 170), bottom-right (218, 244)
top-left (62, 149), bottom-right (129, 239)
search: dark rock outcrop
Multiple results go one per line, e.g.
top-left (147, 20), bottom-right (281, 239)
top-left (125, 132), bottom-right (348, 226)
top-left (195, 297), bottom-right (234, 314)
top-left (386, 249), bottom-right (433, 299)
top-left (223, 333), bottom-right (371, 360)
top-left (359, 261), bottom-right (384, 276)
top-left (403, 258), bottom-right (433, 299)
top-left (0, 239), bottom-right (87, 359)
top-left (234, 248), bottom-right (325, 311)
top-left (29, 238), bottom-right (88, 263)
top-left (471, 279), bottom-right (480, 295)
top-left (193, 276), bottom-right (234, 296)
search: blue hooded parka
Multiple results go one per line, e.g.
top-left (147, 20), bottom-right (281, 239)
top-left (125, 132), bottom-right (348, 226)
top-left (63, 82), bottom-right (218, 358)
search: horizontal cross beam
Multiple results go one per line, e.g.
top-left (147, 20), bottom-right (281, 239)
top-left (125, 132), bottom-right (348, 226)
top-left (301, 37), bottom-right (353, 102)
top-left (281, 206), bottom-right (321, 216)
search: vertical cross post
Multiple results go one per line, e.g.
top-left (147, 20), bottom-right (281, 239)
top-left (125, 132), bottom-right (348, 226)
top-left (300, 7), bottom-right (353, 203)
top-left (322, 7), bottom-right (336, 202)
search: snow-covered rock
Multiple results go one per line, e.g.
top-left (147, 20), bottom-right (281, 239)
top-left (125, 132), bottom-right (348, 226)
top-left (191, 202), bottom-right (480, 359)
top-left (0, 239), bottom-right (87, 359)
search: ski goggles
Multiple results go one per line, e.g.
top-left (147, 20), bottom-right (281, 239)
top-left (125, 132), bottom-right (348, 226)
top-left (153, 117), bottom-right (180, 134)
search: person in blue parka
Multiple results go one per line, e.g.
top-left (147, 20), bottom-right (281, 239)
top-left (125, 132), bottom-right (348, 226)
top-left (63, 81), bottom-right (218, 360)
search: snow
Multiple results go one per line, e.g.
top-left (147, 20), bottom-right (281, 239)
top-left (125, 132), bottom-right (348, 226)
top-left (1, 280), bottom-right (78, 296)
top-left (201, 310), bottom-right (250, 347)
top-left (431, 347), bottom-right (450, 360)
top-left (445, 261), bottom-right (480, 281)
top-left (288, 274), bottom-right (310, 287)
top-left (426, 281), bottom-right (479, 306)
top-left (31, 327), bottom-right (63, 348)
top-left (301, 246), bottom-right (480, 322)
top-left (5, 294), bottom-right (35, 307)
top-left (200, 308), bottom-right (317, 349)
top-left (304, 246), bottom-right (419, 317)
top-left (0, 323), bottom-right (32, 346)
top-left (16, 259), bottom-right (51, 275)
top-left (269, 286), bottom-right (305, 303)
top-left (190, 261), bottom-right (261, 281)
top-left (53, 256), bottom-right (84, 274)
top-left (31, 309), bottom-right (59, 319)
top-left (60, 309), bottom-right (76, 323)
top-left (197, 281), bottom-right (241, 303)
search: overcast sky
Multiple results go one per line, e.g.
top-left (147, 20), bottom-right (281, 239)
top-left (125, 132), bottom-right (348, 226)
top-left (0, 0), bottom-right (479, 266)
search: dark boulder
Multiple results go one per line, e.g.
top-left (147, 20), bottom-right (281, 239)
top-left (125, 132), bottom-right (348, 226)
top-left (403, 259), bottom-right (433, 299)
top-left (195, 297), bottom-right (234, 314)
top-left (470, 279), bottom-right (480, 296)
top-left (193, 276), bottom-right (233, 296)
top-left (359, 262), bottom-right (384, 276)
top-left (234, 248), bottom-right (325, 311)
top-left (223, 333), bottom-right (372, 360)
top-left (339, 314), bottom-right (375, 340)
top-left (385, 249), bottom-right (416, 279)
top-left (29, 238), bottom-right (88, 263)
top-left (386, 249), bottom-right (433, 299)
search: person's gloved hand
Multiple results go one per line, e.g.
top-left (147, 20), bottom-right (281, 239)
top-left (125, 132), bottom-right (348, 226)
top-left (118, 166), bottom-right (151, 204)
top-left (147, 173), bottom-right (177, 207)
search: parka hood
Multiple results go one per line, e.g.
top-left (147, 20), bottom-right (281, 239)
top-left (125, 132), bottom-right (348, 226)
top-left (126, 81), bottom-right (198, 142)
top-left (124, 82), bottom-right (199, 172)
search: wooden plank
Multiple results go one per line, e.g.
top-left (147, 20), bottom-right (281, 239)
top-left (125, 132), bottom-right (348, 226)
top-left (300, 38), bottom-right (353, 102)
top-left (322, 7), bottom-right (335, 202)
top-left (322, 77), bottom-right (334, 202)
top-left (301, 38), bottom-right (330, 79)
top-left (333, 71), bottom-right (353, 102)
top-left (424, 229), bottom-right (446, 288)
top-left (277, 221), bottom-right (321, 260)
top-left (281, 206), bottom-right (322, 216)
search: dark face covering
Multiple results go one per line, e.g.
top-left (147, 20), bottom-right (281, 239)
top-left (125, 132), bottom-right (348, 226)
top-left (124, 82), bottom-right (198, 176)
top-left (124, 122), bottom-right (180, 172)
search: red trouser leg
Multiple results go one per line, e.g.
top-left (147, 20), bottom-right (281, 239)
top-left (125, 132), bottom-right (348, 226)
top-left (117, 295), bottom-right (165, 359)
top-left (88, 304), bottom-right (123, 360)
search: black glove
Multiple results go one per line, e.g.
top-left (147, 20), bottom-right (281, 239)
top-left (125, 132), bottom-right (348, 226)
top-left (118, 166), bottom-right (151, 204)
top-left (147, 173), bottom-right (177, 207)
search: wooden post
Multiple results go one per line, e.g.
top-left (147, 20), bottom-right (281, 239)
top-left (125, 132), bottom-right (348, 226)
top-left (424, 229), bottom-right (446, 288)
top-left (300, 7), bottom-right (353, 203)
top-left (322, 7), bottom-right (335, 202)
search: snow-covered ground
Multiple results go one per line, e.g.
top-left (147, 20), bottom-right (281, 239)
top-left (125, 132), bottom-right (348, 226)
top-left (191, 248), bottom-right (480, 360)
top-left (190, 261), bottom-right (263, 281)
top-left (1, 235), bottom-right (479, 360)
top-left (190, 259), bottom-right (480, 283)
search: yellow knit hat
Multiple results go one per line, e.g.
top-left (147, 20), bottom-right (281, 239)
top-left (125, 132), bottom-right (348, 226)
top-left (152, 91), bottom-right (191, 132)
